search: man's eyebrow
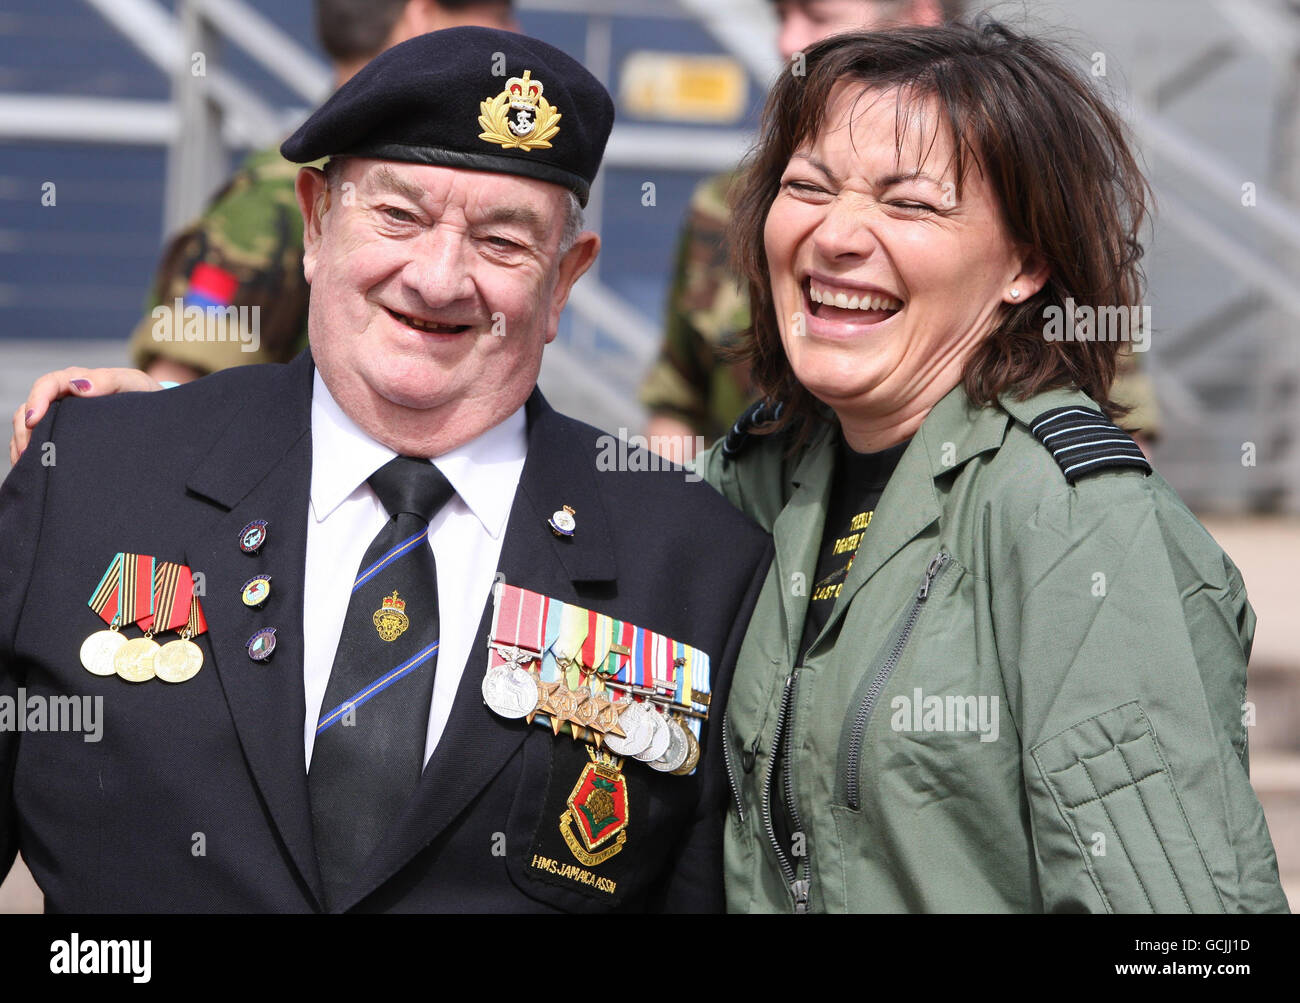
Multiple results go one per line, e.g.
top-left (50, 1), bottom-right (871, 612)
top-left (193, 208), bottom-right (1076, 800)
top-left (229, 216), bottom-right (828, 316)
top-left (474, 205), bottom-right (548, 238)
top-left (369, 166), bottom-right (426, 203)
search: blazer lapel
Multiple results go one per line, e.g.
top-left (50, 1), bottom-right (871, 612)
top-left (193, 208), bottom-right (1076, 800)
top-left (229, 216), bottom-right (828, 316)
top-left (183, 352), bottom-right (325, 908)
top-left (340, 389), bottom-right (616, 911)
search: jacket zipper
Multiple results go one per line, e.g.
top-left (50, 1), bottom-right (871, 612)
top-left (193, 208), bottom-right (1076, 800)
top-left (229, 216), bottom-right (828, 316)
top-left (721, 712), bottom-right (746, 824)
top-left (843, 552), bottom-right (951, 811)
top-left (762, 670), bottom-right (810, 913)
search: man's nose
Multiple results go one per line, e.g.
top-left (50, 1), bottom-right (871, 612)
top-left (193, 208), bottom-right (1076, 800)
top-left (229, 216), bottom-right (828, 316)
top-left (402, 226), bottom-right (474, 306)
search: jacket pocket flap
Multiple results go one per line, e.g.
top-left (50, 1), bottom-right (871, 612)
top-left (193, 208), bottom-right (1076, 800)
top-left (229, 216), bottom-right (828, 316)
top-left (1029, 701), bottom-right (1225, 913)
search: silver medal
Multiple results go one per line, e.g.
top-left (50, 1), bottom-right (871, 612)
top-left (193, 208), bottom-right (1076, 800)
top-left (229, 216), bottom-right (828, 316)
top-left (635, 707), bottom-right (671, 762)
top-left (481, 665), bottom-right (540, 720)
top-left (604, 699), bottom-right (653, 757)
top-left (649, 717), bottom-right (689, 772)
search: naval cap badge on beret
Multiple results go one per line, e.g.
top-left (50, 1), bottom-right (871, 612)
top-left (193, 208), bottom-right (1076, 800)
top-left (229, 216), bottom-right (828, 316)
top-left (280, 26), bottom-right (614, 206)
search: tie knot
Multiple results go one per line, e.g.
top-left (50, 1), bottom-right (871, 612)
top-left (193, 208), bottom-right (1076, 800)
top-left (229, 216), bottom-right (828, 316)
top-left (368, 456), bottom-right (456, 524)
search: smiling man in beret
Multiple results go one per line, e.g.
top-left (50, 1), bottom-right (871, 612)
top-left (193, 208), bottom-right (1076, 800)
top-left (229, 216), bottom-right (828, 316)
top-left (0, 27), bottom-right (771, 913)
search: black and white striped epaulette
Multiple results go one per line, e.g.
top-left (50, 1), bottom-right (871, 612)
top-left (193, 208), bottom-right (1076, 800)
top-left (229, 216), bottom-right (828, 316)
top-left (721, 399), bottom-right (784, 462)
top-left (1028, 406), bottom-right (1152, 484)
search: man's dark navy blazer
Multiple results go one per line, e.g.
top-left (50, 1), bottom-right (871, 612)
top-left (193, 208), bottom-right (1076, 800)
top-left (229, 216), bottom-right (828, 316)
top-left (0, 352), bottom-right (771, 912)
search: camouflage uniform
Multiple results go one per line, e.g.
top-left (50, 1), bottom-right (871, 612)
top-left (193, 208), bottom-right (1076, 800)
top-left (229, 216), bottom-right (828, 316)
top-left (639, 172), bottom-right (753, 444)
top-left (640, 171), bottom-right (1162, 444)
top-left (127, 145), bottom-right (322, 373)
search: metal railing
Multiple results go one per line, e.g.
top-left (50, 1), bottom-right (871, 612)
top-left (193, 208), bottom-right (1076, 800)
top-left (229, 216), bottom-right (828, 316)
top-left (1, 0), bottom-right (1297, 503)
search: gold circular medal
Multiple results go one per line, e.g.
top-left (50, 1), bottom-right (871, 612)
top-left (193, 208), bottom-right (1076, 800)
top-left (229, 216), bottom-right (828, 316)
top-left (155, 638), bottom-right (204, 683)
top-left (672, 723), bottom-right (701, 775)
top-left (114, 636), bottom-right (160, 682)
top-left (80, 629), bottom-right (127, 677)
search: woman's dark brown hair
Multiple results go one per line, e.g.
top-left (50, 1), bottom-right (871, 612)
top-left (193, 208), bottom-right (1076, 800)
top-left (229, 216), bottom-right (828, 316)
top-left (732, 18), bottom-right (1153, 436)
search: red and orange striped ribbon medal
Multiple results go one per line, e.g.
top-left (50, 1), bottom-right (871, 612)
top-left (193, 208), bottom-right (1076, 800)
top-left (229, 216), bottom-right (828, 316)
top-left (80, 552), bottom-right (154, 678)
top-left (152, 562), bottom-right (206, 684)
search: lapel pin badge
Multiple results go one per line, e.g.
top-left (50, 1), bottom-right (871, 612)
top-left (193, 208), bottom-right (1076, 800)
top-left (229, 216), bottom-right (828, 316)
top-left (548, 505), bottom-right (576, 538)
top-left (246, 626), bottom-right (277, 662)
top-left (241, 574), bottom-right (272, 608)
top-left (239, 519), bottom-right (268, 554)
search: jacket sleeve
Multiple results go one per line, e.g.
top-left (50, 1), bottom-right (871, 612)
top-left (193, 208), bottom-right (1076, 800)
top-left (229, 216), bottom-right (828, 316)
top-left (0, 403), bottom-right (59, 882)
top-left (988, 472), bottom-right (1289, 913)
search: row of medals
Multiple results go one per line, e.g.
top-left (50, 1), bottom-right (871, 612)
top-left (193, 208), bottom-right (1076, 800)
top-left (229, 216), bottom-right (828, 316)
top-left (482, 646), bottom-right (700, 775)
top-left (79, 625), bottom-right (203, 684)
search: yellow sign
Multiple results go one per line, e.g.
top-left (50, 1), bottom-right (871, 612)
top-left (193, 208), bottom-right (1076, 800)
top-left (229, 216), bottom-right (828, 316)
top-left (620, 52), bottom-right (747, 124)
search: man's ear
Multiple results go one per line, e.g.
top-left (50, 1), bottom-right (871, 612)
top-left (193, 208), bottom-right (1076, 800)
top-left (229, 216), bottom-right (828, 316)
top-left (295, 166), bottom-right (330, 284)
top-left (545, 232), bottom-right (600, 344)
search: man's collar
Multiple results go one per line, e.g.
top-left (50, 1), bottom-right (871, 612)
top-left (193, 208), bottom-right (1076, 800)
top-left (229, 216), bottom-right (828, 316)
top-left (310, 370), bottom-right (526, 538)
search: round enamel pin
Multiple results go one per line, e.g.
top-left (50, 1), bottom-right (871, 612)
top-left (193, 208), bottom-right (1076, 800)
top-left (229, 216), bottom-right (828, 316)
top-left (246, 627), bottom-right (277, 662)
top-left (548, 505), bottom-right (575, 538)
top-left (241, 575), bottom-right (272, 608)
top-left (239, 519), bottom-right (268, 554)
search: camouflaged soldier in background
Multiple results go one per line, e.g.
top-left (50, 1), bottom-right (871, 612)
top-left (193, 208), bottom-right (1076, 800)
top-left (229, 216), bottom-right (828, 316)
top-left (126, 147), bottom-right (319, 374)
top-left (640, 170), bottom-right (1163, 446)
top-left (125, 0), bottom-right (518, 379)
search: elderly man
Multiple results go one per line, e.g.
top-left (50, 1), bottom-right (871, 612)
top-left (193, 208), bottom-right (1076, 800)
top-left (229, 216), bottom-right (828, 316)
top-left (132, 0), bottom-right (519, 385)
top-left (0, 28), bottom-right (770, 913)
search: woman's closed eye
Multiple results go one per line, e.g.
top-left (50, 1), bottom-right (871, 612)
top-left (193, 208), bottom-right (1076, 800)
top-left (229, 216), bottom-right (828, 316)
top-left (782, 179), bottom-right (833, 199)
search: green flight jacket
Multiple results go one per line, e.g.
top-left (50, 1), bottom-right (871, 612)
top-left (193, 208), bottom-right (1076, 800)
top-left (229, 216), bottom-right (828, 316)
top-left (700, 384), bottom-right (1288, 913)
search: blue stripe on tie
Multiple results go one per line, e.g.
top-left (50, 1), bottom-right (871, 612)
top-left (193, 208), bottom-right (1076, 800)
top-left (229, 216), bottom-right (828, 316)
top-left (352, 527), bottom-right (429, 593)
top-left (316, 641), bottom-right (440, 735)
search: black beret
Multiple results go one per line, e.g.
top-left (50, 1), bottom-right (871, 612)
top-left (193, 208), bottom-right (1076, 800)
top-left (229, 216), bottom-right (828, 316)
top-left (281, 27), bottom-right (614, 206)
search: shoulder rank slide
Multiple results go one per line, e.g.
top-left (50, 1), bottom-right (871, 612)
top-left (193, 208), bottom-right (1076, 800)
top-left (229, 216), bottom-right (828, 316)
top-left (1029, 406), bottom-right (1152, 484)
top-left (721, 399), bottom-right (784, 462)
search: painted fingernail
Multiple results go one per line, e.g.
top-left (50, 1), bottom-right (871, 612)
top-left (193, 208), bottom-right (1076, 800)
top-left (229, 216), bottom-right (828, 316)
top-left (70, 379), bottom-right (92, 392)
top-left (25, 409), bottom-right (35, 423)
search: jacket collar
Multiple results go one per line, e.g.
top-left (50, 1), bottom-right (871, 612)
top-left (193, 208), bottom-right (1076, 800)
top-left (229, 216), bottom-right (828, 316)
top-left (996, 385), bottom-right (1103, 431)
top-left (798, 384), bottom-right (1010, 661)
top-left (307, 369), bottom-right (525, 540)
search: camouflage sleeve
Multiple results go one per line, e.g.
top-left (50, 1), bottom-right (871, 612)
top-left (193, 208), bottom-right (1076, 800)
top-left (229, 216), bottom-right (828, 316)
top-left (1112, 346), bottom-right (1161, 440)
top-left (127, 146), bottom-right (317, 373)
top-left (639, 173), bottom-right (753, 444)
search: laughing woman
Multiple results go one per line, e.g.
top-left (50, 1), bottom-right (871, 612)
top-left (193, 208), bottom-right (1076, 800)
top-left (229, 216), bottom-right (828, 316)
top-left (700, 21), bottom-right (1288, 912)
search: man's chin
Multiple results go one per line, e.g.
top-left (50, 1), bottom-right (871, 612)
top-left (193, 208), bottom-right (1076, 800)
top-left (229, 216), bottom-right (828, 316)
top-left (372, 379), bottom-right (455, 412)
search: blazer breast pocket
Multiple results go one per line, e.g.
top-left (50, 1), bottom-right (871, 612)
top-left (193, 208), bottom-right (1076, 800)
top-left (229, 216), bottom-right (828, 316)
top-left (505, 730), bottom-right (693, 913)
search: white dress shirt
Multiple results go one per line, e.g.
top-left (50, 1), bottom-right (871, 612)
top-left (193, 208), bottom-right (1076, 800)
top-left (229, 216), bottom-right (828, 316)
top-left (303, 371), bottom-right (527, 769)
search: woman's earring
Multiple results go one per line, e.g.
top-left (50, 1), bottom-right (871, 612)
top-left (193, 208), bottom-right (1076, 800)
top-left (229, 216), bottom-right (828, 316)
top-left (1009, 288), bottom-right (1021, 299)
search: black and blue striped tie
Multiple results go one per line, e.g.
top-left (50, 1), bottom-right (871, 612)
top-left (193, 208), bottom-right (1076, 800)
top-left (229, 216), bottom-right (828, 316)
top-left (309, 455), bottom-right (455, 909)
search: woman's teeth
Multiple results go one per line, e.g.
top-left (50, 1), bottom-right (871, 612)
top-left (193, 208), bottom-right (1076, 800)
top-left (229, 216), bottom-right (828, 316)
top-left (808, 284), bottom-right (902, 312)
